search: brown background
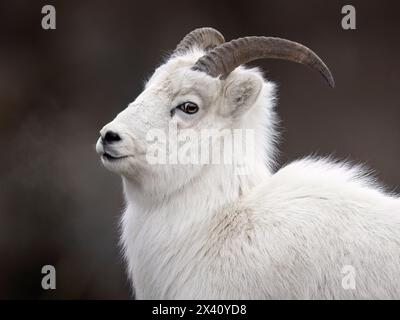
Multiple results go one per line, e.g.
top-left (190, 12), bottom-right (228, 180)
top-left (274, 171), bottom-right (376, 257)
top-left (0, 0), bottom-right (399, 299)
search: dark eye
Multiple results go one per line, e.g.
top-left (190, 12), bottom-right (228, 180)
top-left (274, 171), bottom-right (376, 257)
top-left (177, 102), bottom-right (199, 114)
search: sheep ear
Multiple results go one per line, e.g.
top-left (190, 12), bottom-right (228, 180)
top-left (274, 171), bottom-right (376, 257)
top-left (222, 73), bottom-right (263, 117)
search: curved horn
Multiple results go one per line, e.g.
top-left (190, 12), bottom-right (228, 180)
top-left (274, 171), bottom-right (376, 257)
top-left (174, 27), bottom-right (225, 55)
top-left (192, 36), bottom-right (335, 87)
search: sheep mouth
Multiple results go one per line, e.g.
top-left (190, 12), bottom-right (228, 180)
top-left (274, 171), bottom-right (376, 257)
top-left (102, 152), bottom-right (128, 161)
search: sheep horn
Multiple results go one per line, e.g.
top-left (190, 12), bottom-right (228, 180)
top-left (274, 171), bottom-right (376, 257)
top-left (192, 36), bottom-right (335, 87)
top-left (174, 27), bottom-right (225, 55)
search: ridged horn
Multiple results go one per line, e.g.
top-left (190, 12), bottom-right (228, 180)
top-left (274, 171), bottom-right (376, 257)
top-left (192, 36), bottom-right (335, 87)
top-left (174, 27), bottom-right (225, 55)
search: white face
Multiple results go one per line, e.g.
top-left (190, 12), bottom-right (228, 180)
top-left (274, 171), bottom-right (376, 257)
top-left (96, 51), bottom-right (264, 195)
top-left (96, 53), bottom-right (220, 194)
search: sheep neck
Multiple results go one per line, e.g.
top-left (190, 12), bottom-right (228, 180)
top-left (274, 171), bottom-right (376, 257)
top-left (123, 161), bottom-right (270, 225)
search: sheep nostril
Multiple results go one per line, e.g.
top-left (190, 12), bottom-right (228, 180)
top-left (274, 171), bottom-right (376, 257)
top-left (102, 131), bottom-right (121, 144)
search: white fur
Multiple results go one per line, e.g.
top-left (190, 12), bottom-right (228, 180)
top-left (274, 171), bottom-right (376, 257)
top-left (97, 48), bottom-right (400, 299)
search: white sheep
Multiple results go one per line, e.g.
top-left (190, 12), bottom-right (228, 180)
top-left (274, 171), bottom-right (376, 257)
top-left (96, 28), bottom-right (400, 299)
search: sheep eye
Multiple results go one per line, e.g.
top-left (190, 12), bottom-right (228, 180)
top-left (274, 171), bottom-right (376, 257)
top-left (177, 102), bottom-right (199, 114)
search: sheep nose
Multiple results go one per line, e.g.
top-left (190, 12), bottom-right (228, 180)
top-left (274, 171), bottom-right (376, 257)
top-left (102, 130), bottom-right (121, 144)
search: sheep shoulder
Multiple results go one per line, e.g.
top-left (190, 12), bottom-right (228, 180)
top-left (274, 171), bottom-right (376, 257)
top-left (204, 157), bottom-right (400, 298)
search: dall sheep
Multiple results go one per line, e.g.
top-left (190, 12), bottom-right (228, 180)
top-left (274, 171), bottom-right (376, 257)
top-left (96, 27), bottom-right (400, 299)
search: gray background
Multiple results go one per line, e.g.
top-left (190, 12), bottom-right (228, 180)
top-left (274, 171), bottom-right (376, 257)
top-left (0, 0), bottom-right (399, 299)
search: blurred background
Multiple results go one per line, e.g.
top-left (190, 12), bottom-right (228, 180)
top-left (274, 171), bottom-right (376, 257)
top-left (0, 0), bottom-right (399, 299)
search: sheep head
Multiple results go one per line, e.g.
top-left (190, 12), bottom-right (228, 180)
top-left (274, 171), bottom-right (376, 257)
top-left (96, 27), bottom-right (334, 195)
